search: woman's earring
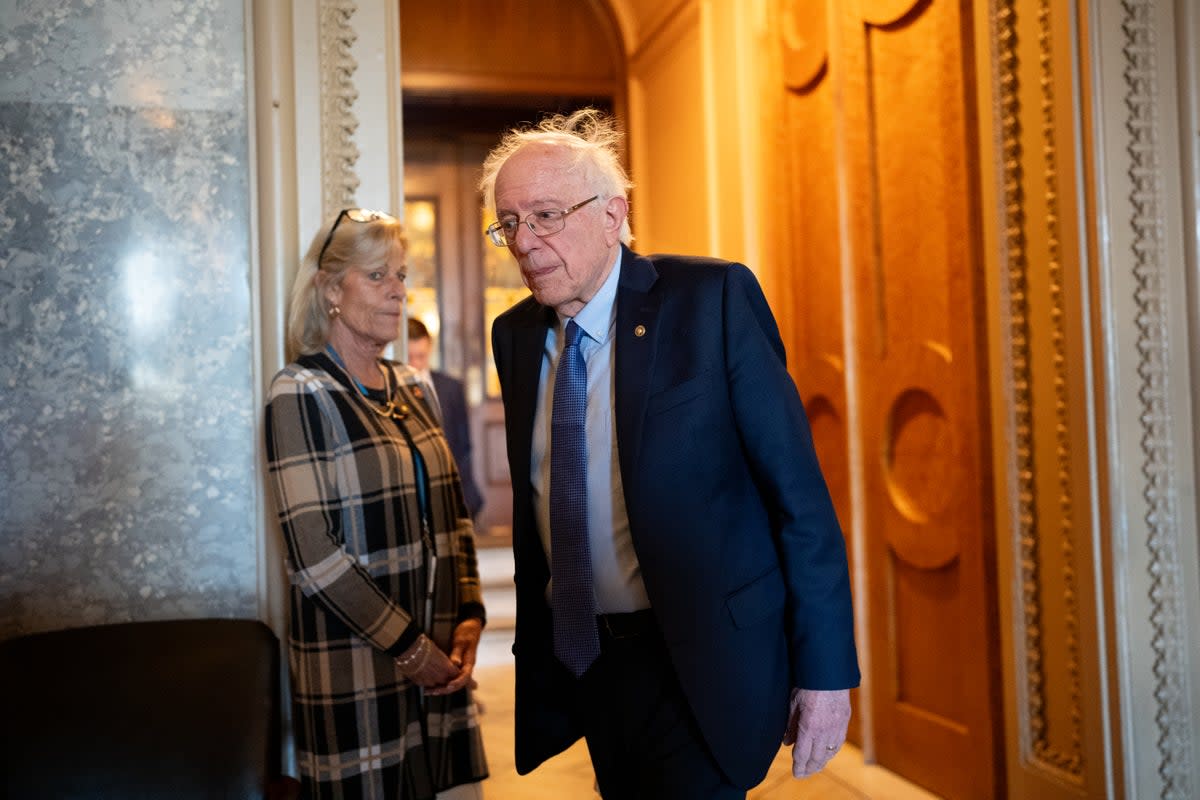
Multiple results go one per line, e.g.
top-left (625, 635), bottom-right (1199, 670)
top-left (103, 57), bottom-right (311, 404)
top-left (328, 305), bottom-right (341, 319)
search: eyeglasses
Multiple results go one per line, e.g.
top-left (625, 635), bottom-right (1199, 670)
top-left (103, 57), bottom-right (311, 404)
top-left (318, 208), bottom-right (397, 269)
top-left (485, 195), bottom-right (599, 247)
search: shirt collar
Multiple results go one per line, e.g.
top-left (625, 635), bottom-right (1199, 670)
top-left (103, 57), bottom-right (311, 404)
top-left (558, 248), bottom-right (622, 345)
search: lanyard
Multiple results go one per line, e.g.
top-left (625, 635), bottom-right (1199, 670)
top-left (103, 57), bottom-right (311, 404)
top-left (325, 345), bottom-right (438, 617)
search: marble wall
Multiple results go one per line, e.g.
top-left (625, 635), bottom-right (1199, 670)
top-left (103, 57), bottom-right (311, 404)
top-left (0, 0), bottom-right (259, 638)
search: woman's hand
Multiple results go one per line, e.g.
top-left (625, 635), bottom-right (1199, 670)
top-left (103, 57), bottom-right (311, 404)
top-left (394, 634), bottom-right (459, 689)
top-left (425, 618), bottom-right (483, 696)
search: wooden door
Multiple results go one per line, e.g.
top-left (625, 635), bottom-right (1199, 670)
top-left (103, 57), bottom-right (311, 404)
top-left (772, 1), bottom-right (1002, 796)
top-left (772, 0), bottom-right (863, 745)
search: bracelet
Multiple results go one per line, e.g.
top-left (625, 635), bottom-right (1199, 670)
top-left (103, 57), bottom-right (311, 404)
top-left (394, 633), bottom-right (432, 674)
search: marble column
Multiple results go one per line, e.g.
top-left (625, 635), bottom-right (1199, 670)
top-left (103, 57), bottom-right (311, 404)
top-left (0, 0), bottom-right (259, 637)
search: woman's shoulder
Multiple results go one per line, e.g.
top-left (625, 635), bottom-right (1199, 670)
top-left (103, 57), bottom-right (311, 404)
top-left (268, 357), bottom-right (336, 400)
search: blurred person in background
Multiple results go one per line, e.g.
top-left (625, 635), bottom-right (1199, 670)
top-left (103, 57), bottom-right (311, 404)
top-left (407, 317), bottom-right (485, 523)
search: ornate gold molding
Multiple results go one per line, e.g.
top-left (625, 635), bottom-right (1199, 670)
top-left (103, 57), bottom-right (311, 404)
top-left (1035, 0), bottom-right (1083, 774)
top-left (1121, 2), bottom-right (1194, 797)
top-left (994, 0), bottom-right (1042, 766)
top-left (994, 0), bottom-right (1083, 777)
top-left (319, 0), bottom-right (361, 217)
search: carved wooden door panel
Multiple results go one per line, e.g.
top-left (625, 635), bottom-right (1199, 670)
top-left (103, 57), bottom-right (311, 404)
top-left (774, 1), bottom-right (1002, 797)
top-left (773, 0), bottom-right (866, 746)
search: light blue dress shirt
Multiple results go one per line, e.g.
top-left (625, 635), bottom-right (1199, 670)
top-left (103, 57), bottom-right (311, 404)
top-left (531, 249), bottom-right (650, 614)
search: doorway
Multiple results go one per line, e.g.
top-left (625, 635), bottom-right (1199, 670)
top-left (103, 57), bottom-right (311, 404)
top-left (402, 102), bottom-right (615, 545)
top-left (404, 133), bottom-right (509, 544)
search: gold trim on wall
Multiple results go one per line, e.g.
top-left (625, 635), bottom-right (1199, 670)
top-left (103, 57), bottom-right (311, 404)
top-left (993, 0), bottom-right (1085, 783)
top-left (319, 0), bottom-right (361, 218)
top-left (1034, 0), bottom-right (1084, 775)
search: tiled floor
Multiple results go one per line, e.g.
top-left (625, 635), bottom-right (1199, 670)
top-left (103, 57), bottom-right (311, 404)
top-left (471, 657), bottom-right (942, 800)
top-left (471, 547), bottom-right (941, 799)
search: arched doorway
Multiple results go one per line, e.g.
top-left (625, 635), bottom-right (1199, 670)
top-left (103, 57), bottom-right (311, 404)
top-left (398, 0), bottom-right (627, 544)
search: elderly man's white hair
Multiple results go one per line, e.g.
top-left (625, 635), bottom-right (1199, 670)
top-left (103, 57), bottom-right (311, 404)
top-left (479, 107), bottom-right (635, 246)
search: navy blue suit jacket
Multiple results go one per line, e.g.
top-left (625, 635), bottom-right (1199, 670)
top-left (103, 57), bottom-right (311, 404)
top-left (429, 370), bottom-right (483, 519)
top-left (491, 246), bottom-right (860, 788)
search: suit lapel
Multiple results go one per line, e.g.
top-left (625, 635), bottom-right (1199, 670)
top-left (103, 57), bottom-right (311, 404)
top-left (614, 246), bottom-right (661, 485)
top-left (507, 301), bottom-right (554, 497)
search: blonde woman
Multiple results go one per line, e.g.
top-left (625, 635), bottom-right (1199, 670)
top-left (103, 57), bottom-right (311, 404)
top-left (265, 208), bottom-right (487, 799)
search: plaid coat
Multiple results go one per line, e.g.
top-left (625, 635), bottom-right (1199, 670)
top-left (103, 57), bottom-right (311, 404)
top-left (265, 351), bottom-right (488, 799)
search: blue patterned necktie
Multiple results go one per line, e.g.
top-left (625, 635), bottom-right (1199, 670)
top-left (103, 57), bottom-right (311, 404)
top-left (550, 320), bottom-right (600, 677)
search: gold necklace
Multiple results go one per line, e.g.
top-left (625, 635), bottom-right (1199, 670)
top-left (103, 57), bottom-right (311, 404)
top-left (362, 363), bottom-right (411, 421)
top-left (326, 345), bottom-right (410, 420)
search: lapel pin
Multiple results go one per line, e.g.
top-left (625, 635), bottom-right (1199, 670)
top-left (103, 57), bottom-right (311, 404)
top-left (634, 324), bottom-right (646, 338)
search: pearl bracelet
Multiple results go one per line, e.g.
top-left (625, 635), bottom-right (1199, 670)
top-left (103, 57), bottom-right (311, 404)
top-left (395, 633), bottom-right (432, 674)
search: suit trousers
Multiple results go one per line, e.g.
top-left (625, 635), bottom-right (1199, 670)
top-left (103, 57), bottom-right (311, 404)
top-left (577, 612), bottom-right (744, 800)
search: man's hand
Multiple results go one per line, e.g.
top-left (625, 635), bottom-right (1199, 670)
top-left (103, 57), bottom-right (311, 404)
top-left (783, 687), bottom-right (851, 778)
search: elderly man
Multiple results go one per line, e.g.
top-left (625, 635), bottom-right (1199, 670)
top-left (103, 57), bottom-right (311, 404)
top-left (482, 108), bottom-right (859, 799)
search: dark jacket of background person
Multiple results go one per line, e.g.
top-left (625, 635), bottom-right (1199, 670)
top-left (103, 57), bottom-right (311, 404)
top-left (427, 369), bottom-right (484, 520)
